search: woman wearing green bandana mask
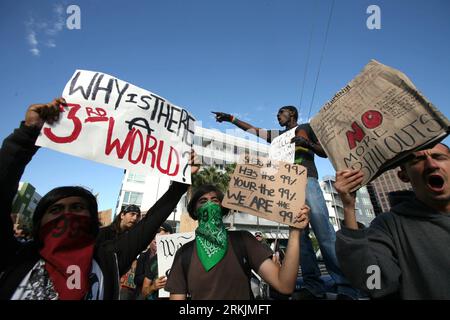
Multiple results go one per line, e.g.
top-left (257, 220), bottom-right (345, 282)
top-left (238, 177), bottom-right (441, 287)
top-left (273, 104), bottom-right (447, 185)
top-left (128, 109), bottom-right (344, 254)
top-left (165, 184), bottom-right (310, 300)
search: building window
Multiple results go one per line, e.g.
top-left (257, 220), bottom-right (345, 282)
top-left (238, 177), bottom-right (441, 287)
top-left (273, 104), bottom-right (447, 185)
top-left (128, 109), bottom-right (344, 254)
top-left (365, 208), bottom-right (374, 217)
top-left (194, 136), bottom-right (202, 146)
top-left (123, 191), bottom-right (143, 206)
top-left (127, 172), bottom-right (146, 183)
top-left (203, 156), bottom-right (212, 166)
top-left (202, 138), bottom-right (212, 148)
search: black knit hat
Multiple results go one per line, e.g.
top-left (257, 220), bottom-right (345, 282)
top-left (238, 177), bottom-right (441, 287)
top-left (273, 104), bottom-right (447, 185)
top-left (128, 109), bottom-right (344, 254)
top-left (32, 186), bottom-right (100, 243)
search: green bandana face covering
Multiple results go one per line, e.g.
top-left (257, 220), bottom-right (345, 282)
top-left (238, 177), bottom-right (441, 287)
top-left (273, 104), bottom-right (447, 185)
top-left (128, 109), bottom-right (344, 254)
top-left (195, 201), bottom-right (228, 271)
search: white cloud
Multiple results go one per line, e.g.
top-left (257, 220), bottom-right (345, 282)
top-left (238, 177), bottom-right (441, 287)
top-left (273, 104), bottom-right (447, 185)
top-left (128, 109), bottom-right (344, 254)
top-left (46, 4), bottom-right (65, 35)
top-left (25, 3), bottom-right (66, 56)
top-left (26, 29), bottom-right (40, 56)
top-left (30, 48), bottom-right (40, 56)
top-left (46, 21), bottom-right (64, 36)
top-left (27, 31), bottom-right (38, 46)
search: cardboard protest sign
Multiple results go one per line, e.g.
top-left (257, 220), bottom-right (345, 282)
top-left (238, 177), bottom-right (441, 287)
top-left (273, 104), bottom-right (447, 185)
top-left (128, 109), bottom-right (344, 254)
top-left (36, 70), bottom-right (196, 183)
top-left (310, 60), bottom-right (450, 186)
top-left (222, 155), bottom-right (307, 227)
top-left (269, 127), bottom-right (296, 163)
top-left (156, 232), bottom-right (195, 298)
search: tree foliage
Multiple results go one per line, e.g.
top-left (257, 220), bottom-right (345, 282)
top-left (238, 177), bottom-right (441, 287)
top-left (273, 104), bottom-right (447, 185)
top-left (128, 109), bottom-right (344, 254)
top-left (191, 163), bottom-right (236, 195)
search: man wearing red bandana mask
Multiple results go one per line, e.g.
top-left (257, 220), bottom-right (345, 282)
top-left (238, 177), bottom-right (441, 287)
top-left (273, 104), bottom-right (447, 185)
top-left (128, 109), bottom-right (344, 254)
top-left (37, 197), bottom-right (96, 300)
top-left (0, 98), bottom-right (198, 300)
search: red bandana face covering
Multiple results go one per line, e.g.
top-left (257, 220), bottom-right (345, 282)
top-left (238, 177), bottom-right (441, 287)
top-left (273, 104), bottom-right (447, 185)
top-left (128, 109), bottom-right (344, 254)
top-left (39, 213), bottom-right (95, 300)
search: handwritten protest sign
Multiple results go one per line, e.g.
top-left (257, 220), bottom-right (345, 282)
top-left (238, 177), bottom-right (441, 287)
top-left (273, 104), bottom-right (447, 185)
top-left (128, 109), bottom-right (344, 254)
top-left (310, 60), bottom-right (450, 187)
top-left (222, 155), bottom-right (307, 227)
top-left (156, 231), bottom-right (195, 298)
top-left (36, 70), bottom-right (196, 183)
top-left (269, 127), bottom-right (296, 163)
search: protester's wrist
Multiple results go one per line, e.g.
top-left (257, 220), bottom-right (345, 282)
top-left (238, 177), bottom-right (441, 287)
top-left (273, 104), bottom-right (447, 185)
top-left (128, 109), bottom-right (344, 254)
top-left (20, 121), bottom-right (42, 137)
top-left (341, 197), bottom-right (356, 208)
top-left (289, 226), bottom-right (303, 234)
top-left (343, 204), bottom-right (357, 217)
top-left (230, 115), bottom-right (238, 124)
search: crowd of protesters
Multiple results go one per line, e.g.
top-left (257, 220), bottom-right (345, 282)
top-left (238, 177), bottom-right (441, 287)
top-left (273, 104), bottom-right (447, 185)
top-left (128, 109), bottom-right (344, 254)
top-left (0, 98), bottom-right (448, 300)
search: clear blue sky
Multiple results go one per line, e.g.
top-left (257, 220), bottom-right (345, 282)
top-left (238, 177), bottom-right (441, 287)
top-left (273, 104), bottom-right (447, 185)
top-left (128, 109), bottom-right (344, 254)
top-left (1, 0), bottom-right (449, 211)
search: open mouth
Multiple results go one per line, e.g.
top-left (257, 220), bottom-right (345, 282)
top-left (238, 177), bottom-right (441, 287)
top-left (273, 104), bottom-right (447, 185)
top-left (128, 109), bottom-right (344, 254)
top-left (426, 174), bottom-right (445, 192)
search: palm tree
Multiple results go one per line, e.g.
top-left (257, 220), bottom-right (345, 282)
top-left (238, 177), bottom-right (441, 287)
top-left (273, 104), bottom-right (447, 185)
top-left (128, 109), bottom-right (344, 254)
top-left (191, 163), bottom-right (236, 195)
top-left (182, 163), bottom-right (238, 230)
top-left (180, 164), bottom-right (238, 232)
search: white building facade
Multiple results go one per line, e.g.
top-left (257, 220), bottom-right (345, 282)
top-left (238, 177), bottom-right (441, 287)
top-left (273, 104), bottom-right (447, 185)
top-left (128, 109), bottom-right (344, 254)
top-left (114, 126), bottom-right (291, 239)
top-left (320, 176), bottom-right (376, 231)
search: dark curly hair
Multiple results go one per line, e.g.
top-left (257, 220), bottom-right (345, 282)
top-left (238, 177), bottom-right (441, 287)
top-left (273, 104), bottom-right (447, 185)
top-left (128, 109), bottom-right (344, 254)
top-left (187, 184), bottom-right (230, 220)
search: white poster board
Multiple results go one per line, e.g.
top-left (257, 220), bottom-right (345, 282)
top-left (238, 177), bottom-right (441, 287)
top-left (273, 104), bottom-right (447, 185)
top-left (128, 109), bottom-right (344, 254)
top-left (156, 231), bottom-right (195, 298)
top-left (36, 70), bottom-right (196, 183)
top-left (269, 127), bottom-right (296, 163)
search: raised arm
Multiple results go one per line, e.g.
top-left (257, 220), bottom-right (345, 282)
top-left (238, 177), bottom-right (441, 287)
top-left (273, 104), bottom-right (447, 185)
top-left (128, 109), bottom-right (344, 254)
top-left (334, 169), bottom-right (402, 297)
top-left (113, 152), bottom-right (200, 275)
top-left (334, 169), bottom-right (364, 229)
top-left (0, 98), bottom-right (64, 263)
top-left (257, 205), bottom-right (310, 294)
top-left (212, 111), bottom-right (272, 143)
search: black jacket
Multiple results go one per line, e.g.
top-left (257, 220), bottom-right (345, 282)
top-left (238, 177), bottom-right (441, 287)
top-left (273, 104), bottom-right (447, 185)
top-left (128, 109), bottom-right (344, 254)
top-left (336, 195), bottom-right (450, 299)
top-left (97, 224), bottom-right (122, 243)
top-left (0, 123), bottom-right (188, 299)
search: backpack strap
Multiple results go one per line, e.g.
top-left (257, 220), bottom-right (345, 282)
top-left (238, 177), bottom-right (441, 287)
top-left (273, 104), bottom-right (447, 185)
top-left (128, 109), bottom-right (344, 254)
top-left (180, 240), bottom-right (195, 297)
top-left (229, 231), bottom-right (254, 299)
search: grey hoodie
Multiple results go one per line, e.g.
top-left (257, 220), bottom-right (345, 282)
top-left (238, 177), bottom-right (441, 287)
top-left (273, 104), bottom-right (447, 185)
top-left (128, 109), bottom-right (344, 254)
top-left (336, 196), bottom-right (450, 299)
